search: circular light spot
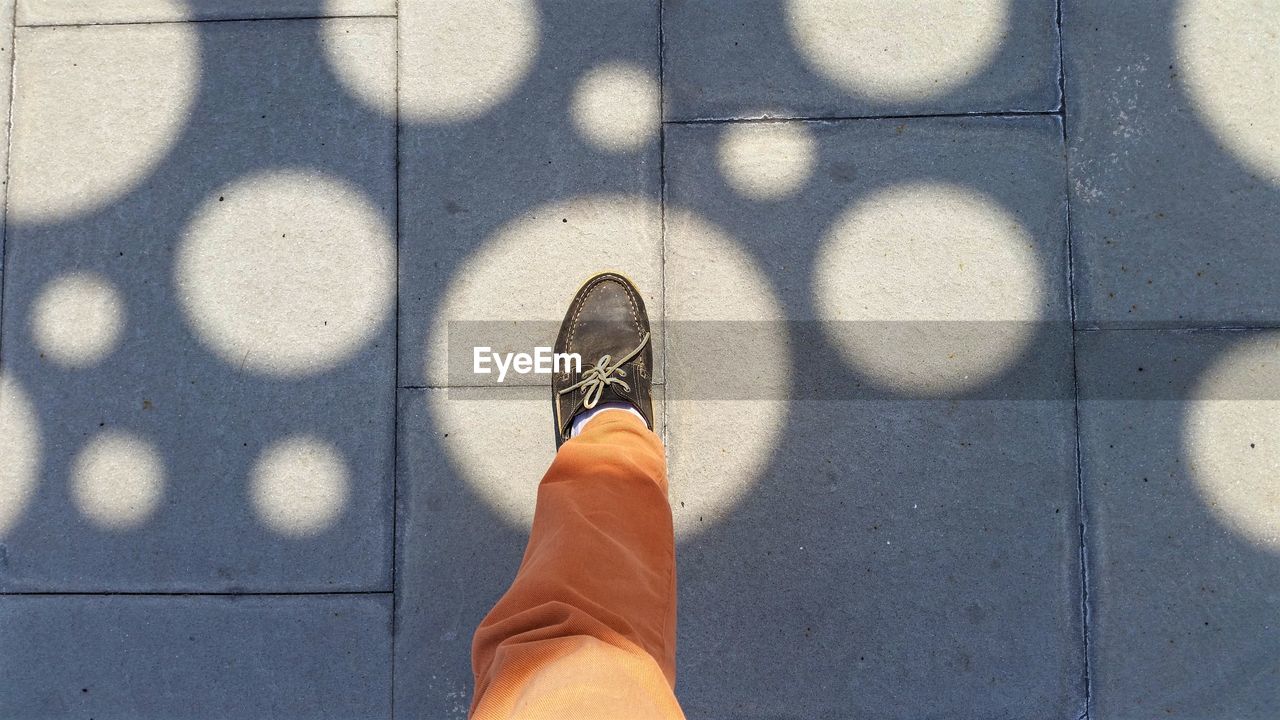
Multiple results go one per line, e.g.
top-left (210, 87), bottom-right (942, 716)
top-left (425, 194), bottom-right (661, 384)
top-left (430, 391), bottom-right (555, 531)
top-left (664, 208), bottom-right (790, 538)
top-left (785, 0), bottom-right (1009, 102)
top-left (320, 17), bottom-right (398, 115)
top-left (571, 62), bottom-right (660, 152)
top-left (9, 23), bottom-right (198, 222)
top-left (1177, 0), bottom-right (1280, 182)
top-left (430, 206), bottom-right (784, 540)
top-left (176, 170), bottom-right (395, 376)
top-left (398, 0), bottom-right (540, 121)
top-left (1186, 335), bottom-right (1280, 550)
top-left (30, 272), bottom-right (125, 368)
top-left (812, 182), bottom-right (1043, 393)
top-left (72, 431), bottom-right (164, 530)
top-left (717, 121), bottom-right (817, 200)
top-left (428, 194), bottom-right (661, 530)
top-left (0, 373), bottom-right (40, 536)
top-left (251, 436), bottom-right (349, 537)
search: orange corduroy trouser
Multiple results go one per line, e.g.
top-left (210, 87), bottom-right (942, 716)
top-left (469, 411), bottom-right (686, 720)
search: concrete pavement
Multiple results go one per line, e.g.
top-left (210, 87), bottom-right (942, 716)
top-left (1, 1), bottom-right (1277, 718)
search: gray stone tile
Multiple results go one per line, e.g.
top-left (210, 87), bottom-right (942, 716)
top-left (662, 116), bottom-right (1082, 717)
top-left (0, 594), bottom-right (392, 719)
top-left (671, 399), bottom-right (1083, 719)
top-left (397, 0), bottom-right (661, 388)
top-left (17, 0), bottom-right (393, 25)
top-left (662, 0), bottom-right (1061, 121)
top-left (1077, 328), bottom-right (1280, 719)
top-left (1065, 1), bottom-right (1280, 327)
top-left (393, 387), bottom-right (547, 719)
top-left (393, 385), bottom-right (666, 719)
top-left (0, 19), bottom-right (396, 591)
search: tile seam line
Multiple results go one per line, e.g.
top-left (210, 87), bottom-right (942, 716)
top-left (1078, 324), bottom-right (1280, 333)
top-left (665, 110), bottom-right (1059, 125)
top-left (1056, 0), bottom-right (1093, 717)
top-left (389, 1), bottom-right (401, 718)
top-left (16, 14), bottom-right (397, 29)
top-left (657, 0), bottom-right (668, 440)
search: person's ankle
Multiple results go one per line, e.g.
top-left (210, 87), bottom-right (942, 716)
top-left (569, 402), bottom-right (646, 438)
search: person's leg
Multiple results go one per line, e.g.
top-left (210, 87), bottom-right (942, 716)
top-left (469, 410), bottom-right (682, 719)
top-left (469, 272), bottom-right (683, 719)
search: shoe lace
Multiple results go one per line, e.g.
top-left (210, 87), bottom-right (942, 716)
top-left (557, 332), bottom-right (650, 410)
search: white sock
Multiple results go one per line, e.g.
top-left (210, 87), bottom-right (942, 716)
top-left (570, 402), bottom-right (646, 438)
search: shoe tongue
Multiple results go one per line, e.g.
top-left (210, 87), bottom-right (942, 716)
top-left (591, 381), bottom-right (636, 409)
top-left (558, 375), bottom-right (637, 436)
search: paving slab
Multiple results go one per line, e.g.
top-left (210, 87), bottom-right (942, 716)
top-left (654, 115), bottom-right (1085, 717)
top-left (17, 0), bottom-right (394, 25)
top-left (397, 0), bottom-right (662, 388)
top-left (0, 19), bottom-right (396, 591)
top-left (393, 385), bottom-right (666, 719)
top-left (671, 398), bottom-right (1083, 719)
top-left (1065, 1), bottom-right (1280, 327)
top-left (394, 387), bottom-right (545, 720)
top-left (1077, 328), bottom-right (1280, 718)
top-left (662, 0), bottom-right (1061, 121)
top-left (0, 594), bottom-right (392, 719)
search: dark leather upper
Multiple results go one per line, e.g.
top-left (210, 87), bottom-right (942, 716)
top-left (552, 272), bottom-right (654, 447)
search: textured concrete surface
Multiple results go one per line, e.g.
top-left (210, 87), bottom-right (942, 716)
top-left (676, 399), bottom-right (1083, 719)
top-left (1077, 329), bottom-right (1280, 718)
top-left (1065, 1), bottom-right (1280, 327)
top-left (397, 0), bottom-right (661, 388)
top-left (0, 1), bottom-right (1273, 718)
top-left (0, 18), bottom-right (396, 591)
top-left (663, 115), bottom-right (1081, 718)
top-left (393, 388), bottom-right (559, 720)
top-left (0, 594), bottom-right (392, 719)
top-left (663, 0), bottom-right (1061, 120)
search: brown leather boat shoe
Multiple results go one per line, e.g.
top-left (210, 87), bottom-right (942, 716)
top-left (552, 272), bottom-right (654, 447)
